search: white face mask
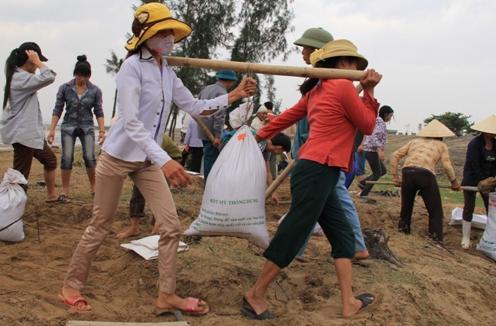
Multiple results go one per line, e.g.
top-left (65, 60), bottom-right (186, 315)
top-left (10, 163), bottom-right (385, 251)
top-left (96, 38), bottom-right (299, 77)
top-left (146, 34), bottom-right (175, 55)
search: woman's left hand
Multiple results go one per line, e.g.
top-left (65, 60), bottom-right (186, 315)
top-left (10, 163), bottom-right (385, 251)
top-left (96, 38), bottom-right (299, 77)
top-left (235, 77), bottom-right (257, 98)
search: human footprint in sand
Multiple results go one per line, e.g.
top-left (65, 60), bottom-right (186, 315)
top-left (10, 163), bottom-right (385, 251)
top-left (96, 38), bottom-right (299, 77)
top-left (60, 3), bottom-right (256, 314)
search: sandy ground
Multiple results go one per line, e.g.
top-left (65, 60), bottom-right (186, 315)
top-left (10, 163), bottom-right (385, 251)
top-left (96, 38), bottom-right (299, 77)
top-left (0, 136), bottom-right (495, 326)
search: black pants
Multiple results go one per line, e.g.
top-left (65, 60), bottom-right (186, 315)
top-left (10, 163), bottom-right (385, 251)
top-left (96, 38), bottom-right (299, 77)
top-left (13, 140), bottom-right (57, 191)
top-left (360, 151), bottom-right (386, 196)
top-left (264, 160), bottom-right (355, 268)
top-left (180, 147), bottom-right (203, 173)
top-left (129, 185), bottom-right (146, 218)
top-left (398, 167), bottom-right (444, 241)
top-left (462, 190), bottom-right (489, 222)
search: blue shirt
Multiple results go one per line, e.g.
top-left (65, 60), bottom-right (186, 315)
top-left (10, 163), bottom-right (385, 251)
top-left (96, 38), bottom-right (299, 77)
top-left (53, 79), bottom-right (104, 134)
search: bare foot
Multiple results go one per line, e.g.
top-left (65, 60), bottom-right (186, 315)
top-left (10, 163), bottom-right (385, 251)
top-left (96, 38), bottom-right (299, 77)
top-left (156, 292), bottom-right (209, 315)
top-left (342, 296), bottom-right (363, 318)
top-left (244, 288), bottom-right (268, 315)
top-left (60, 286), bottom-right (91, 311)
top-left (116, 224), bottom-right (140, 240)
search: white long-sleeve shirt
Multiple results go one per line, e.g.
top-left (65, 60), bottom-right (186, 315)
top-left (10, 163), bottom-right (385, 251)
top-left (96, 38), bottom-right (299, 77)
top-left (103, 48), bottom-right (228, 167)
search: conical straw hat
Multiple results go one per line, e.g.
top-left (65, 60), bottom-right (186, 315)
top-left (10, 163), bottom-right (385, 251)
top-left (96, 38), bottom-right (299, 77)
top-left (471, 115), bottom-right (496, 134)
top-left (417, 119), bottom-right (455, 138)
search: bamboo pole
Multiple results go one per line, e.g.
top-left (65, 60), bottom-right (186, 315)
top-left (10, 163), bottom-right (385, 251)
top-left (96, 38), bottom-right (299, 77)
top-left (165, 56), bottom-right (365, 81)
top-left (192, 116), bottom-right (216, 144)
top-left (365, 181), bottom-right (479, 192)
top-left (265, 159), bottom-right (296, 199)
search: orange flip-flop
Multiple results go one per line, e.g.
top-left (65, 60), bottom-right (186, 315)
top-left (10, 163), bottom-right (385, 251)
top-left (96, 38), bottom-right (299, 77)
top-left (155, 297), bottom-right (209, 317)
top-left (58, 293), bottom-right (92, 311)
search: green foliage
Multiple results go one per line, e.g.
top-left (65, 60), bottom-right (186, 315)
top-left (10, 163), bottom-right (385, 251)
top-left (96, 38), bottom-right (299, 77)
top-left (424, 112), bottom-right (473, 136)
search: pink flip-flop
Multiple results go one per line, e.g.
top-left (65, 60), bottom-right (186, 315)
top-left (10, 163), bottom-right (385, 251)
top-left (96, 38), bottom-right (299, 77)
top-left (58, 293), bottom-right (91, 311)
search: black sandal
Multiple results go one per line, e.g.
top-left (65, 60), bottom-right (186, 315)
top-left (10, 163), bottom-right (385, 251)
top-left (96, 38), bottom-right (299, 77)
top-left (240, 297), bottom-right (274, 320)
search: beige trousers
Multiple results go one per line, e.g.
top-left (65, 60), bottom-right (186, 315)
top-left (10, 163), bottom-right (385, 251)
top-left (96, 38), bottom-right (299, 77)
top-left (64, 152), bottom-right (180, 293)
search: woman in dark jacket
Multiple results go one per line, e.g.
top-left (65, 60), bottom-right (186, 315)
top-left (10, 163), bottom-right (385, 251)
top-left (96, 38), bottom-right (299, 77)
top-left (461, 115), bottom-right (496, 249)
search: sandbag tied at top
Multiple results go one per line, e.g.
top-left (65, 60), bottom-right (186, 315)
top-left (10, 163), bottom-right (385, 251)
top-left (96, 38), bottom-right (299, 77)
top-left (0, 168), bottom-right (28, 242)
top-left (477, 192), bottom-right (496, 261)
top-left (185, 125), bottom-right (269, 248)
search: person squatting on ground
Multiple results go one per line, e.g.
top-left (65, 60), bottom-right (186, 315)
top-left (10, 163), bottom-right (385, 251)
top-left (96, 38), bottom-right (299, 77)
top-left (241, 39), bottom-right (382, 320)
top-left (117, 135), bottom-right (183, 240)
top-left (460, 115), bottom-right (496, 249)
top-left (359, 105), bottom-right (394, 197)
top-left (390, 119), bottom-right (461, 241)
top-left (197, 69), bottom-right (238, 181)
top-left (60, 2), bottom-right (256, 314)
top-left (291, 27), bottom-right (369, 261)
top-left (47, 55), bottom-right (105, 201)
top-left (0, 42), bottom-right (61, 202)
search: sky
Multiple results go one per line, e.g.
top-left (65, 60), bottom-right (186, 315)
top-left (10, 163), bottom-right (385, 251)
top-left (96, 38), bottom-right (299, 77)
top-left (0, 0), bottom-right (494, 134)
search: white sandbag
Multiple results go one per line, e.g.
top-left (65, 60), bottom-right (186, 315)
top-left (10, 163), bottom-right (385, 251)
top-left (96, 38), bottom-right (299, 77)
top-left (121, 235), bottom-right (189, 260)
top-left (185, 126), bottom-right (269, 248)
top-left (449, 207), bottom-right (487, 230)
top-left (278, 213), bottom-right (324, 236)
top-left (0, 168), bottom-right (27, 242)
top-left (477, 193), bottom-right (496, 261)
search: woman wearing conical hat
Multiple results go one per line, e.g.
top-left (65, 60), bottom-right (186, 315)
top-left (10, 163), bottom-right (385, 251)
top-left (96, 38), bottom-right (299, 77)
top-left (460, 115), bottom-right (496, 249)
top-left (59, 2), bottom-right (256, 314)
top-left (390, 119), bottom-right (461, 241)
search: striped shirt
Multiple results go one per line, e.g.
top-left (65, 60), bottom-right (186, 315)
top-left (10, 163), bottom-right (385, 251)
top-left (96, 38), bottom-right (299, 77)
top-left (390, 137), bottom-right (457, 181)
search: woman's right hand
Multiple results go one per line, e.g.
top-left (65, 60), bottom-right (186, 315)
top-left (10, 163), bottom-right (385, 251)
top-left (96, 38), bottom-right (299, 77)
top-left (47, 129), bottom-right (56, 145)
top-left (161, 160), bottom-right (191, 188)
top-left (360, 69), bottom-right (382, 91)
top-left (26, 50), bottom-right (44, 68)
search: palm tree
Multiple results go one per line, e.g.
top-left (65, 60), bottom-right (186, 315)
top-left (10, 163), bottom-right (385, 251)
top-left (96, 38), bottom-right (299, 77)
top-left (104, 51), bottom-right (124, 118)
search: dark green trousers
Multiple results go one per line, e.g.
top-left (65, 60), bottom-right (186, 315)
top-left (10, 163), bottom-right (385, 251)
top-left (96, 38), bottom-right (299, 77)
top-left (264, 159), bottom-right (355, 268)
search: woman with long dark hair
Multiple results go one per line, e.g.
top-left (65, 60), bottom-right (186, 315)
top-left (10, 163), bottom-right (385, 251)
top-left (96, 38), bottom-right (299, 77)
top-left (0, 42), bottom-right (61, 202)
top-left (47, 55), bottom-right (105, 200)
top-left (242, 39), bottom-right (381, 319)
top-left (60, 2), bottom-right (256, 314)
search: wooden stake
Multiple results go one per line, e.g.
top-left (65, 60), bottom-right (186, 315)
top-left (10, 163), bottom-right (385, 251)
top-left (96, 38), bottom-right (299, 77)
top-left (265, 159), bottom-right (296, 199)
top-left (191, 116), bottom-right (216, 143)
top-left (166, 56), bottom-right (365, 81)
top-left (365, 181), bottom-right (479, 192)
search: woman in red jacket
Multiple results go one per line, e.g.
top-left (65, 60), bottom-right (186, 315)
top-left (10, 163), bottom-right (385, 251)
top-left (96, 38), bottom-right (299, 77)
top-left (241, 39), bottom-right (382, 319)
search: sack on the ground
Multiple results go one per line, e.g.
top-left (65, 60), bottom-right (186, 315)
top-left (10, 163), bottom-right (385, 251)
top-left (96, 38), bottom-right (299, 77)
top-left (477, 192), bottom-right (496, 261)
top-left (185, 126), bottom-right (269, 248)
top-left (0, 169), bottom-right (27, 242)
top-left (449, 207), bottom-right (487, 230)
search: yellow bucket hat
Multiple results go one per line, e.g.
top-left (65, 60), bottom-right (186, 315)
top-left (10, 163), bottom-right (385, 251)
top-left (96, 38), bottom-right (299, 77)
top-left (417, 119), bottom-right (456, 138)
top-left (471, 115), bottom-right (496, 134)
top-left (310, 39), bottom-right (368, 70)
top-left (125, 3), bottom-right (192, 51)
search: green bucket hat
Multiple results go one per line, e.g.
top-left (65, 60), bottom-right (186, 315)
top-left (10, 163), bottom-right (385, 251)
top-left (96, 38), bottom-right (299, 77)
top-left (294, 27), bottom-right (334, 49)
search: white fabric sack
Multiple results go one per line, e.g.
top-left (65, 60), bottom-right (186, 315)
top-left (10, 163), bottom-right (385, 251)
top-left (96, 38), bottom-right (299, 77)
top-left (0, 168), bottom-right (27, 242)
top-left (449, 207), bottom-right (487, 230)
top-left (278, 213), bottom-right (324, 236)
top-left (185, 126), bottom-right (269, 248)
top-left (477, 193), bottom-right (496, 261)
top-left (121, 235), bottom-right (189, 260)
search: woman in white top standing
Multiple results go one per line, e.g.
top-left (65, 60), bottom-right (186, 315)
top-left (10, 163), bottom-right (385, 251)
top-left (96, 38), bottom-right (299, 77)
top-left (60, 3), bottom-right (256, 314)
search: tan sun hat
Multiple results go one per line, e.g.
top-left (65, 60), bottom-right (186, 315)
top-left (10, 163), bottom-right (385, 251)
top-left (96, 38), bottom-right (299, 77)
top-left (309, 39), bottom-right (368, 70)
top-left (125, 3), bottom-right (192, 51)
top-left (417, 119), bottom-right (456, 138)
top-left (471, 115), bottom-right (496, 134)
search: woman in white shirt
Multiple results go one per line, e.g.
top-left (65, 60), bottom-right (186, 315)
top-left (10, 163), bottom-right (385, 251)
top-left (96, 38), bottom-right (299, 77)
top-left (60, 3), bottom-right (256, 315)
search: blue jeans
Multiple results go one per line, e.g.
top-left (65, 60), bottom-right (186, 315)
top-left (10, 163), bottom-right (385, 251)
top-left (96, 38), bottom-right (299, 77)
top-left (202, 140), bottom-right (219, 180)
top-left (61, 128), bottom-right (96, 170)
top-left (355, 151), bottom-right (366, 177)
top-left (297, 171), bottom-right (367, 256)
